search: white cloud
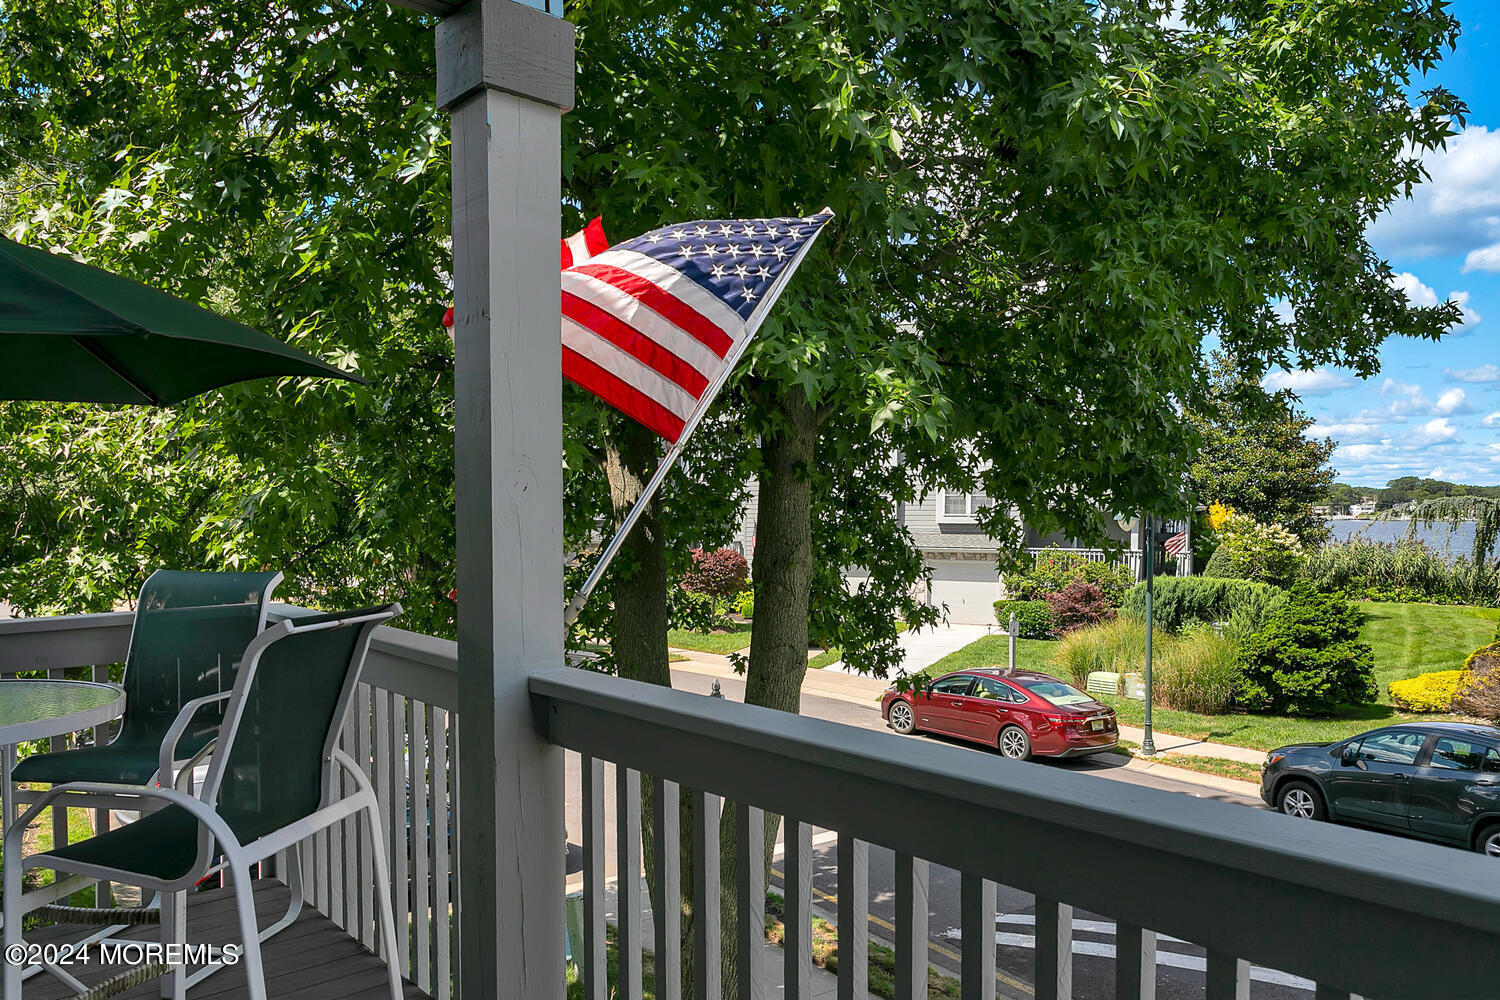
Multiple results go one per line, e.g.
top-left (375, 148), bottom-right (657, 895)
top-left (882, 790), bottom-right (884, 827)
top-left (1417, 417), bottom-right (1458, 444)
top-left (1263, 368), bottom-right (1352, 396)
top-left (1432, 388), bottom-right (1473, 416)
top-left (1430, 466), bottom-right (1448, 479)
top-left (1389, 273), bottom-right (1481, 332)
top-left (1335, 442), bottom-right (1389, 463)
top-left (1309, 420), bottom-right (1384, 443)
top-left (1445, 364), bottom-right (1500, 383)
top-left (1484, 412), bottom-right (1500, 428)
top-left (1381, 378), bottom-right (1431, 415)
top-left (1464, 241), bottom-right (1500, 273)
top-left (1368, 126), bottom-right (1500, 259)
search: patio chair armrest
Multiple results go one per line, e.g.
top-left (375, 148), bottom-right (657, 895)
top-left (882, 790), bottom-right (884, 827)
top-left (173, 739), bottom-right (218, 793)
top-left (3, 783), bottom-right (243, 868)
top-left (159, 691), bottom-right (233, 789)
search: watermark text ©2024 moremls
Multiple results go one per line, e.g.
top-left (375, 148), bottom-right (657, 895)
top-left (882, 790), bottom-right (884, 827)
top-left (5, 940), bottom-right (242, 968)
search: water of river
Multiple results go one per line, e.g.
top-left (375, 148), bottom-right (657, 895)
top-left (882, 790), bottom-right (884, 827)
top-left (1325, 517), bottom-right (1478, 559)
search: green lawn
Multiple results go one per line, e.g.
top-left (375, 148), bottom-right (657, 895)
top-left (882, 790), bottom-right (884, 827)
top-left (666, 622), bottom-right (752, 654)
top-left (927, 601), bottom-right (1500, 753)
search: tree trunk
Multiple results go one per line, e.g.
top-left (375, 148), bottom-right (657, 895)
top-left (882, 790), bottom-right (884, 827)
top-left (600, 419), bottom-right (699, 989)
top-left (719, 385), bottom-right (819, 996)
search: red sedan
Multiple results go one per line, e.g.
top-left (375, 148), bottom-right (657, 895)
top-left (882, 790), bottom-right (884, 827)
top-left (880, 668), bottom-right (1118, 761)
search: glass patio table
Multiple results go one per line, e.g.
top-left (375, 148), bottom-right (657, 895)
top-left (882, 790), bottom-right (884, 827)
top-left (0, 679), bottom-right (126, 845)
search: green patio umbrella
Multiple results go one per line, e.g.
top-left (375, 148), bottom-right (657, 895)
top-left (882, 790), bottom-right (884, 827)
top-left (0, 236), bottom-right (361, 403)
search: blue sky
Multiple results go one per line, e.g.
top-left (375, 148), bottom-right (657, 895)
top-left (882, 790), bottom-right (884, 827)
top-left (1280, 0), bottom-right (1500, 486)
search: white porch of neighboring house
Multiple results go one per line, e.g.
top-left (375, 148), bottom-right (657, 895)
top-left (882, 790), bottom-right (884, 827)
top-left (5, 3), bottom-right (1500, 1000)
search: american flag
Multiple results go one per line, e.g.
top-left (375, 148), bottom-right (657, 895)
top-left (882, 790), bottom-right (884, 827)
top-left (1164, 530), bottom-right (1188, 556)
top-left (560, 210), bottom-right (834, 442)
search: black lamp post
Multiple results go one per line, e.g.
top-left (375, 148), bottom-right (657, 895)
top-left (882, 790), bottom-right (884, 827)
top-left (1141, 514), bottom-right (1157, 757)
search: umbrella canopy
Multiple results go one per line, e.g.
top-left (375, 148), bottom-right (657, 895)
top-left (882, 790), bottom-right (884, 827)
top-left (0, 236), bottom-right (361, 404)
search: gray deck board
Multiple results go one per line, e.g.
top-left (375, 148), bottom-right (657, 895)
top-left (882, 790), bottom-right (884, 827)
top-left (23, 880), bottom-right (425, 999)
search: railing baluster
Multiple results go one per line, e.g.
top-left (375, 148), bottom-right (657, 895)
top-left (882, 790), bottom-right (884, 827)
top-left (431, 705), bottom-right (452, 1000)
top-left (339, 708), bottom-right (357, 932)
top-left (389, 690), bottom-right (410, 977)
top-left (447, 714), bottom-right (460, 995)
top-left (356, 685), bottom-right (375, 949)
top-left (582, 755), bottom-right (607, 1000)
top-left (1035, 896), bottom-right (1073, 1000)
top-left (1115, 923), bottom-right (1155, 1000)
top-left (1204, 951), bottom-right (1249, 1000)
top-left (735, 803), bottom-right (765, 1000)
top-left (410, 697), bottom-right (432, 992)
top-left (783, 820), bottom-right (813, 1000)
top-left (373, 684), bottom-right (393, 931)
top-left (836, 833), bottom-right (867, 1000)
top-left (691, 788), bottom-right (722, 1000)
top-left (617, 766), bottom-right (643, 1000)
top-left (959, 874), bottom-right (996, 1000)
top-left (651, 777), bottom-right (682, 1000)
top-left (90, 663), bottom-right (112, 908)
top-left (894, 853), bottom-right (928, 1000)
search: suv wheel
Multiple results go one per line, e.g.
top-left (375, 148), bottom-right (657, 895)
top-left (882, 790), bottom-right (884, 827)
top-left (1475, 824), bottom-right (1500, 857)
top-left (1277, 780), bottom-right (1324, 820)
top-left (888, 700), bottom-right (915, 735)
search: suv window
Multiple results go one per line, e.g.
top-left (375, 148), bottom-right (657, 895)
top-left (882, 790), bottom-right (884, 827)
top-left (1356, 730), bottom-right (1425, 766)
top-left (1430, 736), bottom-right (1484, 771)
top-left (930, 676), bottom-right (973, 697)
top-left (971, 677), bottom-right (1024, 703)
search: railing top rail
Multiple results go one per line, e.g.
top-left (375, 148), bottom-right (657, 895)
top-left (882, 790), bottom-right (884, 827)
top-left (532, 666), bottom-right (1500, 995)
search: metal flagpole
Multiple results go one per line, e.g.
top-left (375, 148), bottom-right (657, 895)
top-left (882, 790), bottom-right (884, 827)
top-left (563, 210), bottom-right (834, 629)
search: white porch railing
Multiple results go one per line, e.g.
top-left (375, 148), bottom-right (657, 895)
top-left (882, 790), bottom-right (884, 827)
top-left (9, 611), bottom-right (1500, 999)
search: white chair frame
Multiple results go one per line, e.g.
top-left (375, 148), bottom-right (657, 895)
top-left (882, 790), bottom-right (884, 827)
top-left (3, 605), bottom-right (403, 1000)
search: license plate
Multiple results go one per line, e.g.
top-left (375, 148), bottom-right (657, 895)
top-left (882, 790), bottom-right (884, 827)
top-left (1090, 720), bottom-right (1105, 731)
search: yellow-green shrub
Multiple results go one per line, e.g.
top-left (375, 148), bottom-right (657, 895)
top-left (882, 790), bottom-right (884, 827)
top-left (1388, 670), bottom-right (1463, 713)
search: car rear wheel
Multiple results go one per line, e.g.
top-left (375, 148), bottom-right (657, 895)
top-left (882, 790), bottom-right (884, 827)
top-left (1474, 824), bottom-right (1500, 857)
top-left (1277, 780), bottom-right (1324, 821)
top-left (998, 725), bottom-right (1031, 761)
top-left (888, 700), bottom-right (916, 735)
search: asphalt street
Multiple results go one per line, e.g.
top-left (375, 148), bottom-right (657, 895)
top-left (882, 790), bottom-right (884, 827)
top-left (564, 667), bottom-right (1304, 999)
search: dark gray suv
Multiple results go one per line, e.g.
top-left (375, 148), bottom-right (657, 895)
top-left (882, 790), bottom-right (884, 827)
top-left (1259, 721), bottom-right (1500, 855)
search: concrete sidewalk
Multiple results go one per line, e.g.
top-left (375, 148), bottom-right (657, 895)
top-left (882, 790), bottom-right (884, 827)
top-left (1116, 724), bottom-right (1266, 765)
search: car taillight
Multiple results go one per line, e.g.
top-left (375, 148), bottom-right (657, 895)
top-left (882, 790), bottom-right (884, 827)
top-left (1044, 714), bottom-right (1069, 725)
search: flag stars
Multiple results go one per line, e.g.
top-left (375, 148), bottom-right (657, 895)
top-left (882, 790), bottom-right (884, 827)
top-left (694, 225), bottom-right (710, 237)
top-left (709, 263), bottom-right (728, 278)
top-left (741, 224), bottom-right (758, 236)
top-left (765, 225), bottom-right (781, 238)
top-left (718, 224), bottom-right (734, 237)
top-left (725, 243), bottom-right (742, 258)
top-left (748, 244), bottom-right (765, 259)
top-left (740, 286), bottom-right (757, 301)
top-left (645, 231), bottom-right (664, 244)
top-left (771, 245), bottom-right (788, 260)
top-left (680, 245), bottom-right (696, 260)
top-left (733, 263), bottom-right (749, 278)
top-left (787, 228), bottom-right (804, 243)
top-left (700, 244), bottom-right (719, 259)
top-left (671, 228), bottom-right (688, 241)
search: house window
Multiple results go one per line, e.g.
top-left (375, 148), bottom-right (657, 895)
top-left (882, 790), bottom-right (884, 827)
top-left (936, 491), bottom-right (990, 525)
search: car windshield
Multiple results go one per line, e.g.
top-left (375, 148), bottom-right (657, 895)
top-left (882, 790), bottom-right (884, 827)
top-left (1020, 679), bottom-right (1093, 707)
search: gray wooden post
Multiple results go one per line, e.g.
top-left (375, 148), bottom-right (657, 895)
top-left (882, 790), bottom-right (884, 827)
top-left (430, 2), bottom-right (575, 997)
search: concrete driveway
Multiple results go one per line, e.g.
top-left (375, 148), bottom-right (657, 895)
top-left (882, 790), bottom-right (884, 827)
top-left (828, 621), bottom-right (994, 676)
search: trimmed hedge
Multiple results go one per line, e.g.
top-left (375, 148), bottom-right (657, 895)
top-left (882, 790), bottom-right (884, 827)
top-left (1388, 670), bottom-right (1463, 713)
top-left (1236, 584), bottom-right (1376, 715)
top-left (992, 599), bottom-right (1053, 638)
top-left (1120, 577), bottom-right (1286, 634)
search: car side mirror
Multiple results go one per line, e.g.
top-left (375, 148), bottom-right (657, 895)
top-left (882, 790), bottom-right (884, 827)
top-left (1340, 746), bottom-right (1359, 766)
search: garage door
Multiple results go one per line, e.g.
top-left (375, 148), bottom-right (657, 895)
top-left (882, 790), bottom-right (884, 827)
top-left (927, 559), bottom-right (1000, 625)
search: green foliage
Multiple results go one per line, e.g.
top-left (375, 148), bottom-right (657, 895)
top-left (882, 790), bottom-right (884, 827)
top-left (1048, 617), bottom-right (1240, 713)
top-left (1387, 670), bottom-right (1463, 713)
top-left (1043, 579), bottom-right (1117, 635)
top-left (1236, 584), bottom-right (1376, 715)
top-left (1202, 511), bottom-right (1304, 587)
top-left (733, 589), bottom-right (755, 619)
top-left (1301, 538), bottom-right (1500, 606)
top-left (1402, 496), bottom-right (1500, 567)
top-left (666, 588), bottom-right (727, 633)
top-left (1186, 352), bottom-right (1334, 545)
top-left (1002, 550), bottom-right (1132, 606)
top-left (992, 599), bottom-right (1053, 639)
top-left (1121, 577), bottom-right (1286, 633)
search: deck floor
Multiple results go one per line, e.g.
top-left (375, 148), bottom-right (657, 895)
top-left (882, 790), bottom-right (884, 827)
top-left (24, 880), bottom-right (426, 999)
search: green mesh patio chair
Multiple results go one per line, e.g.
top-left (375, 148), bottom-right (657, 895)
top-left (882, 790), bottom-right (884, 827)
top-left (11, 569), bottom-right (283, 791)
top-left (4, 603), bottom-right (403, 1000)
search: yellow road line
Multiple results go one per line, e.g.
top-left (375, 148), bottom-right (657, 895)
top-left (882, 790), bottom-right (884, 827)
top-left (770, 867), bottom-right (1034, 997)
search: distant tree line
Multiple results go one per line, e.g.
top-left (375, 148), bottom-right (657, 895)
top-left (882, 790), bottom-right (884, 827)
top-left (1325, 478), bottom-right (1500, 510)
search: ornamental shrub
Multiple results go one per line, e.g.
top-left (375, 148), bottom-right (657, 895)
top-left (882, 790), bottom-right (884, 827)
top-left (1120, 577), bottom-right (1285, 633)
top-left (1044, 579), bottom-right (1116, 635)
top-left (667, 587), bottom-right (728, 632)
top-left (1301, 537), bottom-right (1500, 607)
top-left (1050, 617), bottom-right (1158, 688)
top-left (1202, 511), bottom-right (1304, 587)
top-left (1456, 642), bottom-right (1500, 720)
top-left (679, 547), bottom-right (750, 599)
top-left (1156, 624), bottom-right (1242, 714)
top-left (733, 588), bottom-right (755, 619)
top-left (992, 599), bottom-right (1053, 638)
top-left (1002, 549), bottom-right (1133, 605)
top-left (1236, 583), bottom-right (1376, 715)
top-left (1388, 670), bottom-right (1463, 713)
